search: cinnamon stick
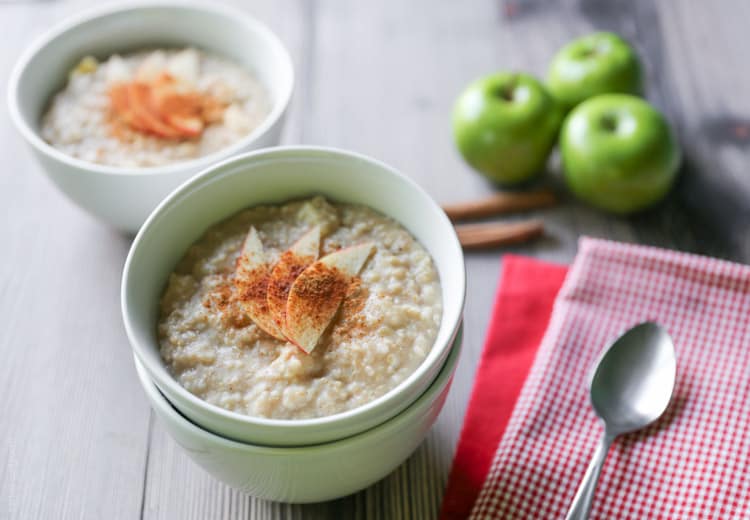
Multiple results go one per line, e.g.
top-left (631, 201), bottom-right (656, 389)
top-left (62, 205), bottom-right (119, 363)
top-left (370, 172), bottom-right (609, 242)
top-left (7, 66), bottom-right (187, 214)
top-left (455, 219), bottom-right (543, 249)
top-left (442, 190), bottom-right (556, 221)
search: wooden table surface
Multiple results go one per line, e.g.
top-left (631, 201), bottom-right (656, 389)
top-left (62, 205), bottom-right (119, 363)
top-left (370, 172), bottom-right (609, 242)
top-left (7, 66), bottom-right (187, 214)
top-left (2, 1), bottom-right (749, 518)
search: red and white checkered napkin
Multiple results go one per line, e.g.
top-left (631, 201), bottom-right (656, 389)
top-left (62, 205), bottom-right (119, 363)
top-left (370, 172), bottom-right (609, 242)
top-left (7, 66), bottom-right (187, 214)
top-left (471, 237), bottom-right (750, 519)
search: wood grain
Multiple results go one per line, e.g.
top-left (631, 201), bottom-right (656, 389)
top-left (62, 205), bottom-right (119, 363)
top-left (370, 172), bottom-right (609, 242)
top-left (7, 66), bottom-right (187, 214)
top-left (1, 0), bottom-right (748, 519)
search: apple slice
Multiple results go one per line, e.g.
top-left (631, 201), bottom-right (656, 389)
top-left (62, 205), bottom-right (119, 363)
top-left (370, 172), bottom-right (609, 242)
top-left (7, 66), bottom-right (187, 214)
top-left (109, 83), bottom-right (154, 135)
top-left (150, 76), bottom-right (208, 138)
top-left (233, 227), bottom-right (286, 340)
top-left (127, 83), bottom-right (183, 139)
top-left (108, 84), bottom-right (130, 114)
top-left (267, 226), bottom-right (321, 330)
top-left (165, 114), bottom-right (204, 138)
top-left (285, 243), bottom-right (375, 353)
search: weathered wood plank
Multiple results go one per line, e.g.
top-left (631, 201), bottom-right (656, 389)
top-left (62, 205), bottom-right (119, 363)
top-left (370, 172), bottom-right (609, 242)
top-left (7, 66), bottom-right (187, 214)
top-left (0, 2), bottom-right (151, 520)
top-left (643, 0), bottom-right (750, 260)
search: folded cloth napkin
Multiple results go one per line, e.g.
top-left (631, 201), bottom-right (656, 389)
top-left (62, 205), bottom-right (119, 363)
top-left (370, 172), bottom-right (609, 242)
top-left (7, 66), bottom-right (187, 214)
top-left (440, 237), bottom-right (750, 519)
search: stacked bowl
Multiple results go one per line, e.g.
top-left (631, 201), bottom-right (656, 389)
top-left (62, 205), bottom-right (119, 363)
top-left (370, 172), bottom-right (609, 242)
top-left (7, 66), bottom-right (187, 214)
top-left (122, 147), bottom-right (466, 502)
top-left (10, 2), bottom-right (466, 503)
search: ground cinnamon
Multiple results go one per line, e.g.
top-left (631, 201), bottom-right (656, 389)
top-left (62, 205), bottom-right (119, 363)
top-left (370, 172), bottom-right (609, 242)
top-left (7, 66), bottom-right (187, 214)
top-left (267, 250), bottom-right (317, 329)
top-left (287, 263), bottom-right (350, 330)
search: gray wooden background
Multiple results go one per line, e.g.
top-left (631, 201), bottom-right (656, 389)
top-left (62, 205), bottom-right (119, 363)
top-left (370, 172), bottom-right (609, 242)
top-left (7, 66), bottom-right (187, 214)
top-left (2, 0), bottom-right (748, 518)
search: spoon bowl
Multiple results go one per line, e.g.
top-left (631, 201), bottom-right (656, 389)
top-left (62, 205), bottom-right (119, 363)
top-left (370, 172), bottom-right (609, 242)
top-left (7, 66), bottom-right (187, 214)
top-left (566, 321), bottom-right (676, 520)
top-left (591, 321), bottom-right (676, 435)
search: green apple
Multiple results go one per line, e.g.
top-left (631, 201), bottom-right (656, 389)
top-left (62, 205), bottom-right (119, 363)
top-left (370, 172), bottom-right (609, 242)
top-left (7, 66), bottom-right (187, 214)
top-left (547, 32), bottom-right (643, 110)
top-left (453, 72), bottom-right (563, 185)
top-left (560, 94), bottom-right (680, 214)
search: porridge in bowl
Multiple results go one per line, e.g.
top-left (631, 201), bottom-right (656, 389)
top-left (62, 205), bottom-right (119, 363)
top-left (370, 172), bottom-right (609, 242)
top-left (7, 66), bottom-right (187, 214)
top-left (158, 196), bottom-right (442, 420)
top-left (41, 48), bottom-right (270, 167)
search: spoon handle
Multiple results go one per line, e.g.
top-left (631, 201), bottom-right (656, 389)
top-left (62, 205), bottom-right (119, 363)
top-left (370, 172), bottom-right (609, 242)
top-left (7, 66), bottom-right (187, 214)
top-left (564, 432), bottom-right (614, 520)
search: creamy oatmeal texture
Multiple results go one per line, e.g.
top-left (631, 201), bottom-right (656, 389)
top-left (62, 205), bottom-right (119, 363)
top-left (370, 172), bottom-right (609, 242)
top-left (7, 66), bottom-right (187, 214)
top-left (158, 197), bottom-right (442, 419)
top-left (41, 48), bottom-right (271, 168)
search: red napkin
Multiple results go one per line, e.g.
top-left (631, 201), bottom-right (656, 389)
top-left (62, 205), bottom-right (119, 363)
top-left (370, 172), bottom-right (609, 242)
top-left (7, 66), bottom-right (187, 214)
top-left (441, 238), bottom-right (750, 519)
top-left (440, 255), bottom-right (567, 520)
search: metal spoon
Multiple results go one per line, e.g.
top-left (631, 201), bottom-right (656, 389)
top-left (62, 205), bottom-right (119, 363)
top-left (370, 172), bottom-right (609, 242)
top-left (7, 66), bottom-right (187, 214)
top-left (565, 322), bottom-right (676, 520)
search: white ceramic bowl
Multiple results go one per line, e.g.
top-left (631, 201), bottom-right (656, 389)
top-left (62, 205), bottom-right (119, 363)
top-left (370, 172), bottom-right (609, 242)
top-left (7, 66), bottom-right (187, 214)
top-left (134, 328), bottom-right (461, 503)
top-left (8, 1), bottom-right (294, 233)
top-left (122, 146), bottom-right (466, 446)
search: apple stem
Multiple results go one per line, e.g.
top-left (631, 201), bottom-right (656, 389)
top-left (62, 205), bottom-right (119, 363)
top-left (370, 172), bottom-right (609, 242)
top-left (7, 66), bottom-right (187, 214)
top-left (495, 84), bottom-right (516, 102)
top-left (601, 114), bottom-right (618, 132)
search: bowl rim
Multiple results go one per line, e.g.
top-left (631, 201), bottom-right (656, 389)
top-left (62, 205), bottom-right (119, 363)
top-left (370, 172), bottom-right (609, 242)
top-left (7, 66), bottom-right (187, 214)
top-left (121, 145), bottom-right (467, 433)
top-left (6, 0), bottom-right (294, 177)
top-left (133, 327), bottom-right (462, 453)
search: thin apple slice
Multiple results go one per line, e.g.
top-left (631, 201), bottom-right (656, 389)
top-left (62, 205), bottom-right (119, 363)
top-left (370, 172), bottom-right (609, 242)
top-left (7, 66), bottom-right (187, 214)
top-left (150, 76), bottom-right (207, 138)
top-left (233, 227), bottom-right (286, 340)
top-left (165, 114), bottom-right (204, 137)
top-left (285, 243), bottom-right (375, 353)
top-left (109, 83), bottom-right (150, 133)
top-left (127, 83), bottom-right (183, 139)
top-left (108, 84), bottom-right (130, 114)
top-left (267, 226), bottom-right (321, 330)
top-left (125, 83), bottom-right (160, 134)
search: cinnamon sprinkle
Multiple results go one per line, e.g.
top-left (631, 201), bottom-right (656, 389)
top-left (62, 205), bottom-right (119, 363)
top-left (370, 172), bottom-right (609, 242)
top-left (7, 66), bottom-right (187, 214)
top-left (287, 263), bottom-right (350, 332)
top-left (210, 236), bottom-right (371, 346)
top-left (341, 278), bottom-right (368, 318)
top-left (107, 72), bottom-right (227, 141)
top-left (267, 250), bottom-right (316, 328)
top-left (232, 264), bottom-right (285, 338)
top-left (236, 265), bottom-right (271, 303)
top-left (332, 278), bottom-right (370, 341)
top-left (204, 277), bottom-right (253, 329)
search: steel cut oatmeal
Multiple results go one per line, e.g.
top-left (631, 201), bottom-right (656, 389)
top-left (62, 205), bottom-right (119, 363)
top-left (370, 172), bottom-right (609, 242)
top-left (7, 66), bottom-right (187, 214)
top-left (158, 197), bottom-right (442, 419)
top-left (41, 48), bottom-right (270, 168)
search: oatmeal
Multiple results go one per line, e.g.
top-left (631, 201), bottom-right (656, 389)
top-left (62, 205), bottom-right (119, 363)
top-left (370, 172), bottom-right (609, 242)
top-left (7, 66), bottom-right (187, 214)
top-left (158, 197), bottom-right (442, 419)
top-left (41, 48), bottom-right (270, 167)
